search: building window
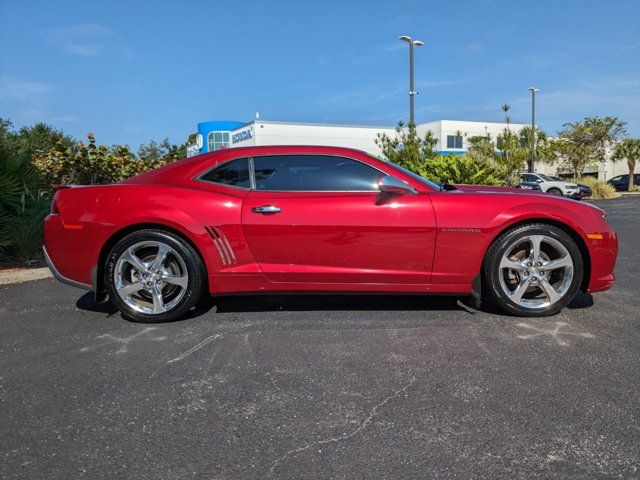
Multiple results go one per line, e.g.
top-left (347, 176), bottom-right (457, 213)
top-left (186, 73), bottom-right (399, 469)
top-left (207, 131), bottom-right (231, 151)
top-left (446, 135), bottom-right (463, 149)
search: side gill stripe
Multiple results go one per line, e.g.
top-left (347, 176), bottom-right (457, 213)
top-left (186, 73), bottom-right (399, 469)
top-left (205, 226), bottom-right (236, 265)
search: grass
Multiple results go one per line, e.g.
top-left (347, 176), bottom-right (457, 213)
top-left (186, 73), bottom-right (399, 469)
top-left (579, 177), bottom-right (621, 200)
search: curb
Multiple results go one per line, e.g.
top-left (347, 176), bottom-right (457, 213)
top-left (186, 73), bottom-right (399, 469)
top-left (0, 268), bottom-right (53, 286)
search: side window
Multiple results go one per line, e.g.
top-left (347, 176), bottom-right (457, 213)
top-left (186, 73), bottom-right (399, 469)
top-left (253, 155), bottom-right (381, 191)
top-left (524, 174), bottom-right (536, 182)
top-left (200, 158), bottom-right (250, 188)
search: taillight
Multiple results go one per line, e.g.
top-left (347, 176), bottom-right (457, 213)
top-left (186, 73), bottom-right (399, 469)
top-left (50, 198), bottom-right (59, 215)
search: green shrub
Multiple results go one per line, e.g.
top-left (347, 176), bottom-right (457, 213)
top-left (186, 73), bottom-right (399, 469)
top-left (419, 154), bottom-right (501, 186)
top-left (0, 149), bottom-right (50, 262)
top-left (579, 176), bottom-right (620, 200)
top-left (0, 120), bottom-right (57, 263)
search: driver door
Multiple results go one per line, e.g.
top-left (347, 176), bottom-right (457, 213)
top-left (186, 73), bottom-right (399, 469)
top-left (240, 154), bottom-right (436, 285)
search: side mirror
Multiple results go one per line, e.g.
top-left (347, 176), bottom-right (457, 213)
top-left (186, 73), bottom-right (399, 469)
top-left (378, 175), bottom-right (417, 195)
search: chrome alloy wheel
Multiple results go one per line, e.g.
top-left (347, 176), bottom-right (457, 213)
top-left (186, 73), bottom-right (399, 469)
top-left (498, 234), bottom-right (574, 309)
top-left (114, 241), bottom-right (189, 314)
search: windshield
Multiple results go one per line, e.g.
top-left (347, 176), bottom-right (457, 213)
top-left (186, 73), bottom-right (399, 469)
top-left (374, 158), bottom-right (443, 191)
top-left (537, 174), bottom-right (555, 181)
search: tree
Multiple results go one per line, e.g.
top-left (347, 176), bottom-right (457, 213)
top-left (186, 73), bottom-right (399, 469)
top-left (519, 126), bottom-right (551, 162)
top-left (550, 116), bottom-right (627, 180)
top-left (612, 138), bottom-right (640, 191)
top-left (375, 122), bottom-right (437, 173)
top-left (467, 134), bottom-right (497, 162)
top-left (33, 133), bottom-right (168, 185)
top-left (466, 105), bottom-right (544, 185)
top-left (138, 137), bottom-right (190, 163)
top-left (494, 104), bottom-right (529, 184)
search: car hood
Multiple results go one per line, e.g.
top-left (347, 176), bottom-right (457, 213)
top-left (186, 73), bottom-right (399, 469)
top-left (453, 184), bottom-right (544, 195)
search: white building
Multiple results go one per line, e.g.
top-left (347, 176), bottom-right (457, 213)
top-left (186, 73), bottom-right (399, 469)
top-left (195, 118), bottom-right (633, 181)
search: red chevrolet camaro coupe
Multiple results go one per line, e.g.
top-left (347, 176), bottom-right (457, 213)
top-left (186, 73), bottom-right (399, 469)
top-left (43, 145), bottom-right (617, 322)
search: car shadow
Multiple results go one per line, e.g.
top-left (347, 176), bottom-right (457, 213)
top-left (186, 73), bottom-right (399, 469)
top-left (75, 290), bottom-right (594, 322)
top-left (566, 291), bottom-right (594, 309)
top-left (75, 292), bottom-right (218, 322)
top-left (209, 294), bottom-right (463, 313)
top-left (76, 292), bottom-right (119, 315)
top-left (75, 291), bottom-right (466, 318)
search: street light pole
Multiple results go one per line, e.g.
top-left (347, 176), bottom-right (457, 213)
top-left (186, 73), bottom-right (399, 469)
top-left (399, 35), bottom-right (423, 125)
top-left (528, 87), bottom-right (539, 173)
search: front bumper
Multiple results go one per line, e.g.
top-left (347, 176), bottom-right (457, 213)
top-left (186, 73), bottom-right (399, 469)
top-left (586, 230), bottom-right (618, 293)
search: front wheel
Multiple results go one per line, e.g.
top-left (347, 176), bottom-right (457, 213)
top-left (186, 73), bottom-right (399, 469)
top-left (105, 229), bottom-right (205, 322)
top-left (483, 224), bottom-right (583, 317)
top-left (547, 188), bottom-right (563, 195)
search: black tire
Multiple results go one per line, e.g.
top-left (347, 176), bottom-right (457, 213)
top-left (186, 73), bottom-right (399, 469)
top-left (105, 229), bottom-right (205, 322)
top-left (547, 188), bottom-right (562, 195)
top-left (483, 223), bottom-right (583, 317)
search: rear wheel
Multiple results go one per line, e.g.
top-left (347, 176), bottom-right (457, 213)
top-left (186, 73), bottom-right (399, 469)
top-left (483, 224), bottom-right (583, 317)
top-left (547, 187), bottom-right (562, 195)
top-left (105, 229), bottom-right (205, 322)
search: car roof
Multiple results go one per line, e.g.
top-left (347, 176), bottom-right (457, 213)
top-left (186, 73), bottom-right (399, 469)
top-left (119, 145), bottom-right (381, 186)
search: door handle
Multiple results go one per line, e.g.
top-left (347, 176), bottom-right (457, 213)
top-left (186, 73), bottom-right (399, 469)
top-left (251, 205), bottom-right (282, 214)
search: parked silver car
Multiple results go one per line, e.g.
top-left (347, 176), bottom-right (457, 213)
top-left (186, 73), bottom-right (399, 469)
top-left (521, 173), bottom-right (580, 197)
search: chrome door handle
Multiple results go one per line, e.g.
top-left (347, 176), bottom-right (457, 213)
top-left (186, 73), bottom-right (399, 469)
top-left (251, 205), bottom-right (282, 214)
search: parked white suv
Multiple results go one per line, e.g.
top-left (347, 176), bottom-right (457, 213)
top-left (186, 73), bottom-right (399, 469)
top-left (521, 173), bottom-right (580, 197)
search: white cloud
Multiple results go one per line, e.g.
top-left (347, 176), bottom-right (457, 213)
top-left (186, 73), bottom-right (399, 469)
top-left (0, 77), bottom-right (77, 124)
top-left (0, 77), bottom-right (52, 101)
top-left (45, 23), bottom-right (119, 56)
top-left (499, 75), bottom-right (640, 135)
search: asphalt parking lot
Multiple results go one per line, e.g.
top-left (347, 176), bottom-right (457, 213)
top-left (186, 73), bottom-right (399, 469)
top-left (1, 196), bottom-right (639, 479)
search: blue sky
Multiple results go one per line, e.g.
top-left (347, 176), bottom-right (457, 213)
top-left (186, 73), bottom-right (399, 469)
top-left (1, 0), bottom-right (639, 148)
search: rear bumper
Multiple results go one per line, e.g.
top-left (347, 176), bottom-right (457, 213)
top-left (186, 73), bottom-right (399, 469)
top-left (43, 245), bottom-right (93, 291)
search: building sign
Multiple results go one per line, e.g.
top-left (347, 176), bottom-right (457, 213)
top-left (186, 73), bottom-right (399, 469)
top-left (186, 144), bottom-right (199, 158)
top-left (232, 128), bottom-right (252, 144)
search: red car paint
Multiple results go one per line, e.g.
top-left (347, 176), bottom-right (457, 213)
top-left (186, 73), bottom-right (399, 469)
top-left (43, 145), bottom-right (617, 297)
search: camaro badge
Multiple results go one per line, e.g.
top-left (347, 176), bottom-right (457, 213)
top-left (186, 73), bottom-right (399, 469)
top-left (441, 227), bottom-right (481, 233)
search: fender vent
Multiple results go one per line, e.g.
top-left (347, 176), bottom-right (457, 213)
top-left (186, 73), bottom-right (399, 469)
top-left (205, 226), bottom-right (237, 265)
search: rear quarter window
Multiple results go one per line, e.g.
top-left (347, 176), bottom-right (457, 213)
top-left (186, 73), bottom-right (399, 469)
top-left (200, 158), bottom-right (251, 188)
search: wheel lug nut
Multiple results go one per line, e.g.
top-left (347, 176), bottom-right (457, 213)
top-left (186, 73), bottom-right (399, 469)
top-left (527, 262), bottom-right (532, 267)
top-left (524, 271), bottom-right (529, 277)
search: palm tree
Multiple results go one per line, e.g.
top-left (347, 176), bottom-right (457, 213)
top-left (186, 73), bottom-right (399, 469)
top-left (501, 104), bottom-right (511, 127)
top-left (612, 139), bottom-right (640, 191)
